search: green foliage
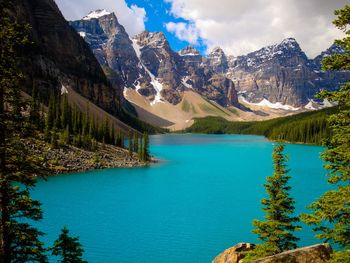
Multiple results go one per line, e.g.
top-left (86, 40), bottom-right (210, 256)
top-left (51, 227), bottom-right (86, 263)
top-left (0, 1), bottom-right (47, 260)
top-left (133, 133), bottom-right (139, 153)
top-left (242, 243), bottom-right (280, 262)
top-left (185, 107), bottom-right (337, 145)
top-left (43, 92), bottom-right (132, 151)
top-left (51, 129), bottom-right (59, 149)
top-left (128, 129), bottom-right (133, 157)
top-left (249, 144), bottom-right (300, 259)
top-left (138, 136), bottom-right (143, 161)
top-left (302, 4), bottom-right (350, 250)
top-left (329, 250), bottom-right (350, 263)
top-left (29, 81), bottom-right (41, 128)
top-left (59, 126), bottom-right (71, 145)
top-left (141, 133), bottom-right (150, 162)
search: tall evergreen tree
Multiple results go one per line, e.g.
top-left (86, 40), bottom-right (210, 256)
top-left (302, 5), bottom-right (350, 262)
top-left (29, 80), bottom-right (40, 127)
top-left (133, 133), bottom-right (139, 153)
top-left (0, 1), bottom-right (47, 261)
top-left (245, 144), bottom-right (300, 261)
top-left (128, 129), bottom-right (133, 157)
top-left (61, 94), bottom-right (70, 130)
top-left (51, 227), bottom-right (86, 263)
top-left (142, 133), bottom-right (150, 162)
top-left (138, 135), bottom-right (143, 161)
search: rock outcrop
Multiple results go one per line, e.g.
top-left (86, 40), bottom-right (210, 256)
top-left (212, 243), bottom-right (255, 263)
top-left (251, 243), bottom-right (332, 263)
top-left (213, 243), bottom-right (332, 263)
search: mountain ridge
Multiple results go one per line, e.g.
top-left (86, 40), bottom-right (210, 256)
top-left (69, 9), bottom-right (350, 129)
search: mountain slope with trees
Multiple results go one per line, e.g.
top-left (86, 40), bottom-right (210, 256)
top-left (185, 107), bottom-right (337, 144)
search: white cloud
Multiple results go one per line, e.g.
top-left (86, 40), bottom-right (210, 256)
top-left (165, 22), bottom-right (199, 44)
top-left (165, 0), bottom-right (348, 58)
top-left (55, 0), bottom-right (146, 37)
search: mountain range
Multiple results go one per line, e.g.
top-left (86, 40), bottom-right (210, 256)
top-left (69, 9), bottom-right (349, 129)
top-left (10, 2), bottom-right (350, 131)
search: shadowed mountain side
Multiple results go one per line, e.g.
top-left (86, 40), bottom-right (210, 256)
top-left (10, 0), bottom-right (137, 133)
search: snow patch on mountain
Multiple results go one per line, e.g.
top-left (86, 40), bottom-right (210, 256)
top-left (182, 77), bottom-right (193, 89)
top-left (83, 9), bottom-right (111, 20)
top-left (61, 84), bottom-right (68, 95)
top-left (255, 99), bottom-right (300, 111)
top-left (239, 96), bottom-right (300, 111)
top-left (304, 99), bottom-right (338, 110)
top-left (78, 32), bottom-right (86, 38)
top-left (132, 39), bottom-right (164, 105)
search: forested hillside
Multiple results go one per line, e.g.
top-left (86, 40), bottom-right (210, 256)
top-left (185, 107), bottom-right (339, 144)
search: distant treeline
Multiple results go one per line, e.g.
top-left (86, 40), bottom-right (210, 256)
top-left (185, 107), bottom-right (340, 144)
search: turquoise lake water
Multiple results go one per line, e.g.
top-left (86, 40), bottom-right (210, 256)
top-left (32, 134), bottom-right (331, 262)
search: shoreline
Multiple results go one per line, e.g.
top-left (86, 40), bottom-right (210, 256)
top-left (24, 137), bottom-right (155, 176)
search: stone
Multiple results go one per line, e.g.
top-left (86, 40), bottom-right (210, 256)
top-left (212, 243), bottom-right (255, 263)
top-left (251, 243), bottom-right (332, 263)
top-left (213, 243), bottom-right (332, 263)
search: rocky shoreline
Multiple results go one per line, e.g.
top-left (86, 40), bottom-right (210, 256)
top-left (23, 137), bottom-right (151, 175)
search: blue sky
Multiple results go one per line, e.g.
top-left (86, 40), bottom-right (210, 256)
top-left (124, 0), bottom-right (207, 54)
top-left (56, 0), bottom-right (348, 58)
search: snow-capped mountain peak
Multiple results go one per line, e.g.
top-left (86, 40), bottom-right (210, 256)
top-left (209, 47), bottom-right (226, 57)
top-left (279, 37), bottom-right (298, 48)
top-left (82, 9), bottom-right (111, 20)
top-left (179, 46), bottom-right (200, 56)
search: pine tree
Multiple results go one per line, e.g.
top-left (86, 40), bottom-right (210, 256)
top-left (59, 126), bottom-right (70, 145)
top-left (133, 133), bottom-right (139, 153)
top-left (302, 5), bottom-right (350, 262)
top-left (128, 129), bottom-right (133, 157)
top-left (51, 227), bottom-right (86, 263)
top-left (245, 144), bottom-right (300, 261)
top-left (120, 131), bottom-right (125, 148)
top-left (109, 124), bottom-right (115, 145)
top-left (51, 128), bottom-right (59, 149)
top-left (61, 94), bottom-right (70, 130)
top-left (29, 80), bottom-right (40, 127)
top-left (54, 93), bottom-right (61, 129)
top-left (142, 133), bottom-right (150, 162)
top-left (138, 135), bottom-right (143, 161)
top-left (0, 1), bottom-right (47, 261)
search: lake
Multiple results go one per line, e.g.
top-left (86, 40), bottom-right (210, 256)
top-left (33, 134), bottom-right (330, 262)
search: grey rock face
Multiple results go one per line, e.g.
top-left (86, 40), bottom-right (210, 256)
top-left (71, 13), bottom-right (241, 107)
top-left (71, 11), bottom-right (349, 109)
top-left (207, 47), bottom-right (229, 74)
top-left (227, 38), bottom-right (350, 106)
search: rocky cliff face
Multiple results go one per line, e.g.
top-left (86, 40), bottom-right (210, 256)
top-left (11, 1), bottom-right (123, 116)
top-left (227, 38), bottom-right (350, 106)
top-left (70, 12), bottom-right (240, 108)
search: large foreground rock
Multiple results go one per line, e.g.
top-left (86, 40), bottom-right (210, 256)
top-left (213, 243), bottom-right (332, 263)
top-left (251, 244), bottom-right (332, 263)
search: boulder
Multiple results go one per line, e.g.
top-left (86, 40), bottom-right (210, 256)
top-left (213, 243), bottom-right (332, 263)
top-left (212, 243), bottom-right (255, 263)
top-left (251, 243), bottom-right (332, 263)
